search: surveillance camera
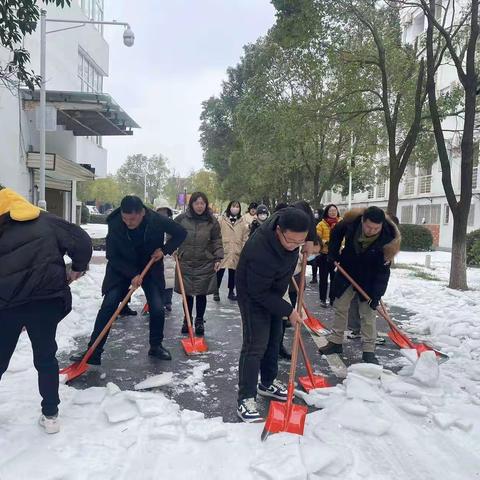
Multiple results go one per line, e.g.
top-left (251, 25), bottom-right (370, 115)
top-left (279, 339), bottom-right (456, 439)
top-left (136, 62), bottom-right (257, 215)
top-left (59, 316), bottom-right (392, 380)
top-left (123, 27), bottom-right (135, 47)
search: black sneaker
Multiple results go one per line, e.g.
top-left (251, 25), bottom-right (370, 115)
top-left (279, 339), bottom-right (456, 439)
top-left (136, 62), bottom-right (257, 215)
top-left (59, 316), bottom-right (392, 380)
top-left (181, 320), bottom-right (189, 335)
top-left (310, 278), bottom-right (318, 284)
top-left (165, 304), bottom-right (172, 312)
top-left (318, 341), bottom-right (343, 355)
top-left (362, 352), bottom-right (379, 364)
top-left (119, 305), bottom-right (137, 317)
top-left (320, 301), bottom-right (328, 308)
top-left (148, 344), bottom-right (172, 361)
top-left (257, 380), bottom-right (288, 401)
top-left (213, 293), bottom-right (220, 302)
top-left (237, 398), bottom-right (263, 423)
top-left (69, 350), bottom-right (101, 366)
top-left (195, 318), bottom-right (205, 336)
top-left (227, 291), bottom-right (237, 301)
top-left (279, 344), bottom-right (292, 360)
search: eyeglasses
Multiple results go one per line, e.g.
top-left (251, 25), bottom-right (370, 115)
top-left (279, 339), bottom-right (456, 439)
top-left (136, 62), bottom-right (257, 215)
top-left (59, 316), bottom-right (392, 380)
top-left (279, 229), bottom-right (305, 247)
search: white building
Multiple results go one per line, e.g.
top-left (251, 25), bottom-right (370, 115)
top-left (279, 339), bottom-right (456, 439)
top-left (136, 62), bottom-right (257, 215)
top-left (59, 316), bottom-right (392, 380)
top-left (0, 0), bottom-right (138, 222)
top-left (324, 4), bottom-right (479, 250)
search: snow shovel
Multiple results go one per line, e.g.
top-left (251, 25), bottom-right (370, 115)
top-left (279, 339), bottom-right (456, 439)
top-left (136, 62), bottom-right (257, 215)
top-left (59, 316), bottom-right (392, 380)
top-left (297, 334), bottom-right (331, 392)
top-left (261, 253), bottom-right (309, 441)
top-left (334, 262), bottom-right (447, 359)
top-left (291, 277), bottom-right (329, 336)
top-left (290, 278), bottom-right (330, 391)
top-left (60, 257), bottom-right (157, 382)
top-left (175, 257), bottom-right (208, 355)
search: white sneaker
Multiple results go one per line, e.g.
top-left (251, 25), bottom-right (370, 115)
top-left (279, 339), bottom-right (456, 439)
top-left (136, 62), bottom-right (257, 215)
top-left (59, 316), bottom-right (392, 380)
top-left (39, 414), bottom-right (60, 434)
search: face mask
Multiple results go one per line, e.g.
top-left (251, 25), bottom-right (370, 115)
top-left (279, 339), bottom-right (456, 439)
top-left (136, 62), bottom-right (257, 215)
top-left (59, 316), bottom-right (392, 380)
top-left (258, 213), bottom-right (268, 221)
top-left (230, 208), bottom-right (240, 216)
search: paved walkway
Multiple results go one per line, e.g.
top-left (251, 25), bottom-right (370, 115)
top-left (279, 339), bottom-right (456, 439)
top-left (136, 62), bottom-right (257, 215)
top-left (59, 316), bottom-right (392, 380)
top-left (59, 279), bottom-right (412, 422)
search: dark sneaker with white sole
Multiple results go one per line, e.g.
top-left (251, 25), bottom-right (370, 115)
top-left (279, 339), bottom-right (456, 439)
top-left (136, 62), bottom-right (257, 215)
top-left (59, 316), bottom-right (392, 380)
top-left (318, 341), bottom-right (343, 355)
top-left (69, 350), bottom-right (101, 366)
top-left (257, 380), bottom-right (288, 401)
top-left (237, 398), bottom-right (263, 423)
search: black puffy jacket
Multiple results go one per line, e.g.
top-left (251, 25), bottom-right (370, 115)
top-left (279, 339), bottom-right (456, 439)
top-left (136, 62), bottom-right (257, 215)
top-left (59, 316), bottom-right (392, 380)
top-left (329, 209), bottom-right (401, 303)
top-left (102, 207), bottom-right (187, 294)
top-left (236, 215), bottom-right (299, 318)
top-left (0, 212), bottom-right (92, 314)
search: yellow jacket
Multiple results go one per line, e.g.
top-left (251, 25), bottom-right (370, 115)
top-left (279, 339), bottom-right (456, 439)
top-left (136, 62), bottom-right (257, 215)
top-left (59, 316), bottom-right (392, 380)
top-left (316, 218), bottom-right (342, 254)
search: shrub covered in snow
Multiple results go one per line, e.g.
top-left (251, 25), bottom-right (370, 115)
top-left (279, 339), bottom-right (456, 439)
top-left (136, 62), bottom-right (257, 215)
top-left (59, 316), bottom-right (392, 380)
top-left (399, 224), bottom-right (433, 251)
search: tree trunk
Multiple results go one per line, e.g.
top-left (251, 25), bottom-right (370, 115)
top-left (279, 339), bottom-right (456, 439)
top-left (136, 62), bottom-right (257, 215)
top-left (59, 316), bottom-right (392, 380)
top-left (449, 212), bottom-right (469, 289)
top-left (386, 171), bottom-right (400, 217)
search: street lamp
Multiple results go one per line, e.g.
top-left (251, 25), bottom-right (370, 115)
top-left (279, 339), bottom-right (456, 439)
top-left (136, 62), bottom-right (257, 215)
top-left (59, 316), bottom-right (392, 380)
top-left (38, 10), bottom-right (135, 210)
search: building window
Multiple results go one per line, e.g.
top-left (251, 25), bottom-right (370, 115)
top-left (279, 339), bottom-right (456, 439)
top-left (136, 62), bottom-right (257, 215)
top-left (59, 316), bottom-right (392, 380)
top-left (418, 164), bottom-right (432, 194)
top-left (401, 205), bottom-right (413, 224)
top-left (367, 187), bottom-right (374, 199)
top-left (468, 204), bottom-right (475, 226)
top-left (78, 50), bottom-right (103, 93)
top-left (416, 204), bottom-right (441, 225)
top-left (376, 179), bottom-right (386, 199)
top-left (80, 0), bottom-right (104, 33)
top-left (403, 163), bottom-right (416, 195)
top-left (443, 204), bottom-right (450, 225)
top-left (325, 190), bottom-right (332, 203)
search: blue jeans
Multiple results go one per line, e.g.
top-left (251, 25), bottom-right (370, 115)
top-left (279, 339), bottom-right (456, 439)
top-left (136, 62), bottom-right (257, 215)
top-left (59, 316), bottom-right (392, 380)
top-left (88, 277), bottom-right (166, 358)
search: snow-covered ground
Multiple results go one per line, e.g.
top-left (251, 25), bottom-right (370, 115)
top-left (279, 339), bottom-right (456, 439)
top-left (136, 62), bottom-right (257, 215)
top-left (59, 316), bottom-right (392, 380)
top-left (81, 223), bottom-right (108, 239)
top-left (1, 252), bottom-right (479, 479)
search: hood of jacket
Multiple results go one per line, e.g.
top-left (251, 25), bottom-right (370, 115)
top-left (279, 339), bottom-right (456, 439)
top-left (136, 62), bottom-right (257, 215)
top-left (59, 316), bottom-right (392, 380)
top-left (342, 208), bottom-right (401, 262)
top-left (0, 188), bottom-right (41, 222)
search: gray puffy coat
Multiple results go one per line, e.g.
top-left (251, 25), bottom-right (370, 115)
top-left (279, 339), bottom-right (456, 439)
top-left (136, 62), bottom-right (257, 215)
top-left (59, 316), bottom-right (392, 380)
top-left (174, 209), bottom-right (224, 296)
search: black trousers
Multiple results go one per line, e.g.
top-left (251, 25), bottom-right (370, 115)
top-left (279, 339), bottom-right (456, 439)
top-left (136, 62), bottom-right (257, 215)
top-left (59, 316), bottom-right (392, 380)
top-left (217, 268), bottom-right (236, 292)
top-left (89, 277), bottom-right (166, 358)
top-left (185, 295), bottom-right (207, 320)
top-left (238, 299), bottom-right (282, 401)
top-left (0, 298), bottom-right (65, 416)
top-left (318, 254), bottom-right (336, 303)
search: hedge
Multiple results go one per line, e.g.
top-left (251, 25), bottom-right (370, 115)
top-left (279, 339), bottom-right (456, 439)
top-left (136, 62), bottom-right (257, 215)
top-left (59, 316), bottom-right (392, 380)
top-left (466, 229), bottom-right (480, 266)
top-left (398, 224), bottom-right (433, 251)
top-left (80, 204), bottom-right (90, 224)
top-left (89, 213), bottom-right (108, 224)
top-left (92, 237), bottom-right (106, 251)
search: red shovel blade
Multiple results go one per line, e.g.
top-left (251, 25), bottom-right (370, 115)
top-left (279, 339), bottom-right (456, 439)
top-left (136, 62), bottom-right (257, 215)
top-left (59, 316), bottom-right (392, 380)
top-left (262, 400), bottom-right (308, 440)
top-left (59, 361), bottom-right (89, 383)
top-left (303, 315), bottom-right (328, 336)
top-left (298, 374), bottom-right (331, 392)
top-left (181, 336), bottom-right (208, 355)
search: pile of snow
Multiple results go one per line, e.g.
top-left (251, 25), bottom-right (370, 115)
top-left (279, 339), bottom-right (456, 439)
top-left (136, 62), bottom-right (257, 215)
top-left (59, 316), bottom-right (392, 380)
top-left (1, 251), bottom-right (480, 479)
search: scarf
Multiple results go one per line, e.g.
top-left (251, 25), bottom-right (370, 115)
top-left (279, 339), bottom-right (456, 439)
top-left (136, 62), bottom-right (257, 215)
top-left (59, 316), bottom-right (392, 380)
top-left (325, 217), bottom-right (339, 229)
top-left (229, 214), bottom-right (239, 225)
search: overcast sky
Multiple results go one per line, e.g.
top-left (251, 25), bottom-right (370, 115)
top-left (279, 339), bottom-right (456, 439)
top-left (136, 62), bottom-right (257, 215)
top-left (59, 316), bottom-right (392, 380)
top-left (102, 1), bottom-right (275, 176)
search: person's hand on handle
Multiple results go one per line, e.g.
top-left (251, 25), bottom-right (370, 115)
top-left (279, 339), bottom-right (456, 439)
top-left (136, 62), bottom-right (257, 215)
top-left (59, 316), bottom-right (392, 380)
top-left (214, 261), bottom-right (221, 272)
top-left (131, 275), bottom-right (143, 289)
top-left (68, 270), bottom-right (84, 284)
top-left (289, 309), bottom-right (303, 327)
top-left (151, 248), bottom-right (164, 262)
